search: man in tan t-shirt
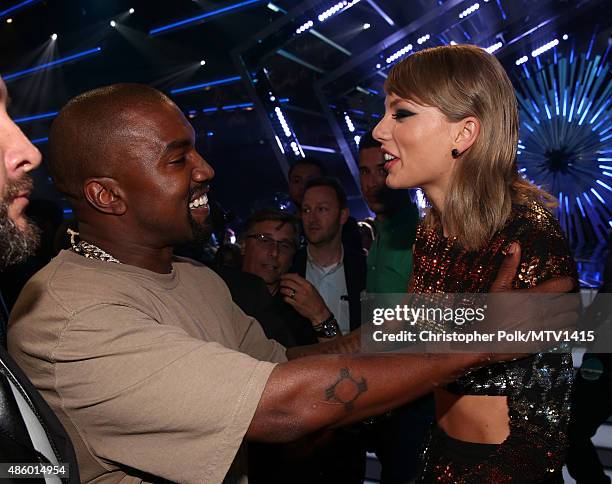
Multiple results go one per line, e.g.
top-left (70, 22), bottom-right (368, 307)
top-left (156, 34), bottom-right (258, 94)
top-left (8, 84), bottom-right (576, 483)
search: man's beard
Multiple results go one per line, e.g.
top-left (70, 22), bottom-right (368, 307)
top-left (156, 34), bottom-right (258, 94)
top-left (0, 176), bottom-right (40, 269)
top-left (188, 211), bottom-right (212, 244)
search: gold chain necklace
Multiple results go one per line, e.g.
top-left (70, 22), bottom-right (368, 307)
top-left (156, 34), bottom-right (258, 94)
top-left (67, 228), bottom-right (121, 264)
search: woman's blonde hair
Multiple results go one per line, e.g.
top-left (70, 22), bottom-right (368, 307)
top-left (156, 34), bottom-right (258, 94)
top-left (384, 44), bottom-right (556, 250)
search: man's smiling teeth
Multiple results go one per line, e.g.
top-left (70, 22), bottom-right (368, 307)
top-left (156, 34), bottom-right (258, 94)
top-left (189, 193), bottom-right (208, 209)
top-left (384, 153), bottom-right (397, 161)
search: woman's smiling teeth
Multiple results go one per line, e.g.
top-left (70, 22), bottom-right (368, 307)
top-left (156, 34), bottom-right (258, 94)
top-left (189, 193), bottom-right (208, 210)
top-left (384, 153), bottom-right (397, 161)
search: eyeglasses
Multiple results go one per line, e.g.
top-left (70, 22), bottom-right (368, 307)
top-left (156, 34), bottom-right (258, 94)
top-left (246, 234), bottom-right (297, 254)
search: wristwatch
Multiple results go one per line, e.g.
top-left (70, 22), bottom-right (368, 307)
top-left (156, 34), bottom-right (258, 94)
top-left (312, 314), bottom-right (340, 338)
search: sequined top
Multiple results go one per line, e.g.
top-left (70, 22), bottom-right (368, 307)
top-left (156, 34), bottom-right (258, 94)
top-left (413, 202), bottom-right (576, 446)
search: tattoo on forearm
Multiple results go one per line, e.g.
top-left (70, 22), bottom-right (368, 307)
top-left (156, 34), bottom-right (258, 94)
top-left (324, 368), bottom-right (368, 411)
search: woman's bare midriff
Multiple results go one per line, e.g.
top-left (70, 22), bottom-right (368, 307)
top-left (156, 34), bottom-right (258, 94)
top-left (435, 388), bottom-right (510, 444)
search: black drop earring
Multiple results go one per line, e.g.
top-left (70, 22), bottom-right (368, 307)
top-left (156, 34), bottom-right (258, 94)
top-left (451, 148), bottom-right (460, 159)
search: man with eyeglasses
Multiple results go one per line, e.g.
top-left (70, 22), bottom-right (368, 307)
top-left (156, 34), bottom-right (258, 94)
top-left (239, 209), bottom-right (366, 483)
top-left (240, 209), bottom-right (334, 346)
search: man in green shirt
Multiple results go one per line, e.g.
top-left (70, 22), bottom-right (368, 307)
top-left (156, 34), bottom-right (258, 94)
top-left (358, 130), bottom-right (429, 483)
top-left (359, 131), bottom-right (420, 293)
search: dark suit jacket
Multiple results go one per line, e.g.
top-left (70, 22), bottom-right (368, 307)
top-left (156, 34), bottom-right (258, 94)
top-left (292, 245), bottom-right (367, 331)
top-left (214, 267), bottom-right (318, 347)
top-left (0, 344), bottom-right (80, 483)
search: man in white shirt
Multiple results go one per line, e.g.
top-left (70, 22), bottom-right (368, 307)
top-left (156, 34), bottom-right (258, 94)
top-left (293, 176), bottom-right (367, 335)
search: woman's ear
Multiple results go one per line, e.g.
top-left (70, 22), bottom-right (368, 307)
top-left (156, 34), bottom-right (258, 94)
top-left (83, 177), bottom-right (127, 215)
top-left (453, 116), bottom-right (481, 154)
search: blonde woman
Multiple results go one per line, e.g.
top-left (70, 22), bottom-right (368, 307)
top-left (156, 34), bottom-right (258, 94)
top-left (373, 45), bottom-right (577, 483)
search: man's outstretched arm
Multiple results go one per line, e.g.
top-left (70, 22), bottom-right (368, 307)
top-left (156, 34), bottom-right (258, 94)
top-left (246, 351), bottom-right (483, 443)
top-left (254, 243), bottom-right (578, 443)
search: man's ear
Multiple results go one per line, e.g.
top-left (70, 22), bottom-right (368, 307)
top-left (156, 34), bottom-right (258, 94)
top-left (83, 177), bottom-right (127, 215)
top-left (453, 116), bottom-right (480, 154)
top-left (239, 240), bottom-right (246, 256)
top-left (340, 207), bottom-right (350, 225)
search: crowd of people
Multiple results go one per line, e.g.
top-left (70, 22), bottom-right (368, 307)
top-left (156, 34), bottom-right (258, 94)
top-left (0, 43), bottom-right (607, 484)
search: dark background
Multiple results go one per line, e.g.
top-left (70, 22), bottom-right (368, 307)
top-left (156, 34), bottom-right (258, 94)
top-left (1, 0), bottom-right (610, 285)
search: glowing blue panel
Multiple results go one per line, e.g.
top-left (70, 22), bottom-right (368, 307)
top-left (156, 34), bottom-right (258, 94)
top-left (150, 0), bottom-right (262, 36)
top-left (170, 76), bottom-right (241, 94)
top-left (495, 0), bottom-right (507, 20)
top-left (596, 179), bottom-right (612, 192)
top-left (0, 0), bottom-right (41, 20)
top-left (31, 136), bottom-right (48, 145)
top-left (3, 47), bottom-right (102, 82)
top-left (221, 102), bottom-right (253, 110)
top-left (14, 111), bottom-right (58, 124)
top-left (302, 145), bottom-right (337, 153)
top-left (591, 188), bottom-right (605, 204)
top-left (365, 0), bottom-right (395, 25)
top-left (575, 196), bottom-right (586, 217)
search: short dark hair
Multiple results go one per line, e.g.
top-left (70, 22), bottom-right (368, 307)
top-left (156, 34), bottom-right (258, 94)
top-left (48, 83), bottom-right (173, 199)
top-left (358, 130), bottom-right (381, 153)
top-left (303, 176), bottom-right (347, 209)
top-left (241, 209), bottom-right (301, 246)
top-left (288, 157), bottom-right (327, 178)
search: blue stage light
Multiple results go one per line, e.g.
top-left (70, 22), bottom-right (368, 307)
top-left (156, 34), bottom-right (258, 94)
top-left (14, 111), bottom-right (58, 124)
top-left (365, 0), bottom-right (394, 26)
top-left (385, 43), bottom-right (412, 64)
top-left (274, 107), bottom-right (292, 137)
top-left (3, 47), bottom-right (102, 82)
top-left (274, 135), bottom-right (284, 154)
top-left (296, 20), bottom-right (314, 34)
top-left (591, 188), bottom-right (605, 204)
top-left (290, 140), bottom-right (305, 158)
top-left (302, 145), bottom-right (337, 153)
top-left (0, 0), bottom-right (41, 20)
top-left (170, 76), bottom-right (241, 94)
top-left (221, 102), bottom-right (253, 110)
top-left (575, 196), bottom-right (586, 217)
top-left (150, 0), bottom-right (263, 35)
top-left (458, 2), bottom-right (479, 19)
top-left (344, 113), bottom-right (355, 132)
top-left (318, 1), bottom-right (345, 21)
top-left (484, 41), bottom-right (502, 54)
top-left (596, 180), bottom-right (612, 192)
top-left (266, 2), bottom-right (285, 13)
top-left (531, 39), bottom-right (559, 57)
top-left (31, 136), bottom-right (48, 145)
top-left (417, 34), bottom-right (430, 45)
top-left (494, 0), bottom-right (506, 20)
